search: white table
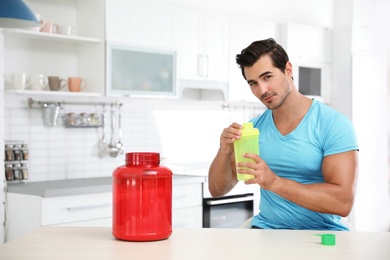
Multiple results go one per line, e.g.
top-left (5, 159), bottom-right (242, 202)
top-left (0, 227), bottom-right (389, 259)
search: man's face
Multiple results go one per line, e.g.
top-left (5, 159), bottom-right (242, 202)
top-left (243, 55), bottom-right (293, 110)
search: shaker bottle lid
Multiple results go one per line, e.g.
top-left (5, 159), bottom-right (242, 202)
top-left (241, 122), bottom-right (259, 137)
top-left (315, 234), bottom-right (336, 246)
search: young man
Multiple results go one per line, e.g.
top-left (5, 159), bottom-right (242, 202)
top-left (208, 38), bottom-right (359, 230)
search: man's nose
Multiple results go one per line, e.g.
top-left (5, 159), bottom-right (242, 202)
top-left (255, 82), bottom-right (268, 96)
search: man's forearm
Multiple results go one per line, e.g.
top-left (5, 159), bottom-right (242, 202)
top-left (208, 149), bottom-right (237, 197)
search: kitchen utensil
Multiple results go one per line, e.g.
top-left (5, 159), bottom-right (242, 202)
top-left (116, 103), bottom-right (124, 155)
top-left (42, 103), bottom-right (60, 126)
top-left (108, 104), bottom-right (118, 157)
top-left (98, 104), bottom-right (108, 158)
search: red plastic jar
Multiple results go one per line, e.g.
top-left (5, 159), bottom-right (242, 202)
top-left (112, 152), bottom-right (172, 241)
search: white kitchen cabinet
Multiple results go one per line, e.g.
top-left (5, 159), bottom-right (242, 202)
top-left (106, 0), bottom-right (176, 49)
top-left (2, 0), bottom-right (105, 95)
top-left (174, 7), bottom-right (229, 83)
top-left (280, 23), bottom-right (331, 65)
top-left (5, 178), bottom-right (204, 242)
top-left (5, 192), bottom-right (112, 242)
top-left (227, 15), bottom-right (278, 102)
top-left (172, 182), bottom-right (203, 228)
top-left (40, 192), bottom-right (112, 226)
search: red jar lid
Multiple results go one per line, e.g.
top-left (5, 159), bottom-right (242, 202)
top-left (126, 152), bottom-right (160, 166)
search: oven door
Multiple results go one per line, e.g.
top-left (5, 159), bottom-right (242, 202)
top-left (203, 193), bottom-right (254, 228)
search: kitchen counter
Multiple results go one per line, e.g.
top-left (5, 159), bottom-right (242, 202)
top-left (0, 227), bottom-right (389, 259)
top-left (6, 175), bottom-right (206, 197)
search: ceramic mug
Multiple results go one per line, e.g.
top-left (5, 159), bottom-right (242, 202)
top-left (30, 74), bottom-right (48, 91)
top-left (11, 73), bottom-right (32, 90)
top-left (68, 77), bottom-right (87, 92)
top-left (48, 76), bottom-right (67, 91)
top-left (58, 25), bottom-right (75, 35)
top-left (40, 21), bottom-right (59, 33)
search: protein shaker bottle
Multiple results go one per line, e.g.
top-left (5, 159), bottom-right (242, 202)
top-left (233, 122), bottom-right (260, 181)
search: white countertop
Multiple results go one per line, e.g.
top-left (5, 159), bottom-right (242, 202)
top-left (6, 175), bottom-right (206, 197)
top-left (0, 227), bottom-right (389, 259)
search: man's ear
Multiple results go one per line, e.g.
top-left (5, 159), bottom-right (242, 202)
top-left (285, 61), bottom-right (293, 78)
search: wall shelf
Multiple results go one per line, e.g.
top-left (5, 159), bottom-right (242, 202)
top-left (2, 29), bottom-right (101, 44)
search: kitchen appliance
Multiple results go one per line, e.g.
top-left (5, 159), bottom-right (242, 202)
top-left (293, 63), bottom-right (331, 103)
top-left (202, 181), bottom-right (259, 228)
top-left (112, 152), bottom-right (172, 241)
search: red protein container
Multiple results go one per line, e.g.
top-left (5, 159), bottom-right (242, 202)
top-left (112, 152), bottom-right (172, 241)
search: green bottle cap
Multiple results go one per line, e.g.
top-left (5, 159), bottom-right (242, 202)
top-left (315, 234), bottom-right (336, 246)
top-left (241, 122), bottom-right (259, 137)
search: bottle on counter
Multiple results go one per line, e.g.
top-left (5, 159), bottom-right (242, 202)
top-left (233, 122), bottom-right (260, 181)
top-left (112, 152), bottom-right (172, 242)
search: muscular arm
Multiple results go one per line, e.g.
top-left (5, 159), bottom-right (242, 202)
top-left (208, 149), bottom-right (238, 197)
top-left (208, 122), bottom-right (243, 197)
top-left (244, 150), bottom-right (359, 216)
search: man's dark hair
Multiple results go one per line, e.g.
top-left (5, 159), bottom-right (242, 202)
top-left (236, 38), bottom-right (290, 80)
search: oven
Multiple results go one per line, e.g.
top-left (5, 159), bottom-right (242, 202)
top-left (202, 181), bottom-right (260, 228)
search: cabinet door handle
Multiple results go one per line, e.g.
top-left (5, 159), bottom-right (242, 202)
top-left (204, 55), bottom-right (209, 78)
top-left (66, 203), bottom-right (111, 211)
top-left (198, 54), bottom-right (204, 77)
top-left (205, 195), bottom-right (254, 206)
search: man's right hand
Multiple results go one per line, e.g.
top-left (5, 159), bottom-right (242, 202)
top-left (219, 122), bottom-right (243, 154)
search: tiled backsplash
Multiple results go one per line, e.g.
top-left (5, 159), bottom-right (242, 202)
top-left (4, 94), bottom-right (264, 182)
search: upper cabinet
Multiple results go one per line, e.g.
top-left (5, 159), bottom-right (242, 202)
top-left (106, 1), bottom-right (229, 99)
top-left (227, 15), bottom-right (278, 102)
top-left (280, 23), bottom-right (331, 65)
top-left (280, 23), bottom-right (332, 103)
top-left (106, 0), bottom-right (176, 50)
top-left (174, 7), bottom-right (229, 83)
top-left (2, 0), bottom-right (105, 95)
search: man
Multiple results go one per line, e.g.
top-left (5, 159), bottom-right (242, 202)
top-left (208, 38), bottom-right (359, 230)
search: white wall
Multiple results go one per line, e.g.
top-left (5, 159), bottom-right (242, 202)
top-left (160, 0), bottom-right (334, 28)
top-left (3, 95), bottom-right (245, 182)
top-left (332, 0), bottom-right (389, 231)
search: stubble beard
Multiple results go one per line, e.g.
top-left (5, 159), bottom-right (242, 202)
top-left (263, 84), bottom-right (292, 111)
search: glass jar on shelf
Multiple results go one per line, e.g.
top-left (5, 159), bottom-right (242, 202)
top-left (5, 144), bottom-right (14, 161)
top-left (65, 112), bottom-right (78, 126)
top-left (79, 113), bottom-right (90, 126)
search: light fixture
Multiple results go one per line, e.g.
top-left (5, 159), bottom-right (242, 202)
top-left (0, 0), bottom-right (39, 28)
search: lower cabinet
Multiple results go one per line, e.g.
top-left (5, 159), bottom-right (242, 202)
top-left (5, 180), bottom-right (203, 242)
top-left (172, 182), bottom-right (203, 228)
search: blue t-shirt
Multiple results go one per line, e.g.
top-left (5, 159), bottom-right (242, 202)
top-left (251, 99), bottom-right (359, 230)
